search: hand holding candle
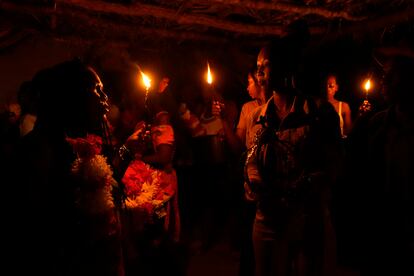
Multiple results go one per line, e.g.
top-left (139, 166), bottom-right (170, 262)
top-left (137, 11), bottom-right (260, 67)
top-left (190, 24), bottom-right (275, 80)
top-left (359, 78), bottom-right (373, 115)
top-left (212, 100), bottom-right (225, 117)
top-left (205, 61), bottom-right (224, 117)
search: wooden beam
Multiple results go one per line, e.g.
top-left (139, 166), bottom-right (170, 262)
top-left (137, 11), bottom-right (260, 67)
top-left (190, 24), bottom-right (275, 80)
top-left (0, 1), bottom-right (262, 38)
top-left (57, 0), bottom-right (285, 36)
top-left (54, 8), bottom-right (244, 45)
top-left (1, 0), bottom-right (325, 37)
top-left (0, 1), bottom-right (55, 29)
top-left (326, 7), bottom-right (414, 40)
top-left (0, 2), bottom-right (54, 14)
top-left (0, 28), bottom-right (33, 50)
top-left (197, 0), bottom-right (365, 21)
top-left (306, 6), bottom-right (414, 50)
top-left (344, 7), bottom-right (414, 33)
top-left (0, 1), bottom-right (271, 44)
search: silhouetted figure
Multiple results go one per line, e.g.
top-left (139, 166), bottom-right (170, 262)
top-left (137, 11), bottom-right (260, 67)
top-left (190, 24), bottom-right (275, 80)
top-left (8, 59), bottom-right (123, 276)
top-left (325, 74), bottom-right (352, 138)
top-left (343, 29), bottom-right (414, 275)
top-left (178, 81), bottom-right (238, 253)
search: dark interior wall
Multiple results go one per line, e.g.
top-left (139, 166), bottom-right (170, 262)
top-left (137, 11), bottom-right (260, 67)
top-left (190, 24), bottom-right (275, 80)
top-left (0, 32), bottom-right (380, 119)
top-left (0, 35), bottom-right (259, 112)
top-left (0, 35), bottom-right (84, 104)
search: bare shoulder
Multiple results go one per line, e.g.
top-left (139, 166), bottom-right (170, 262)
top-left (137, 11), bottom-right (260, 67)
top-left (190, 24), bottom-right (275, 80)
top-left (342, 101), bottom-right (351, 112)
top-left (241, 100), bottom-right (259, 114)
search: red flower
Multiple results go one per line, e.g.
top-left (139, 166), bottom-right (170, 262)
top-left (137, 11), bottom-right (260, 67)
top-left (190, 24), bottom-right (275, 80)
top-left (154, 172), bottom-right (176, 200)
top-left (122, 160), bottom-right (153, 197)
top-left (66, 134), bottom-right (103, 159)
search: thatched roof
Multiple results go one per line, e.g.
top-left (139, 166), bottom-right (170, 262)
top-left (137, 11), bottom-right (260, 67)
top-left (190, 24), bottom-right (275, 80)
top-left (1, 0), bottom-right (414, 48)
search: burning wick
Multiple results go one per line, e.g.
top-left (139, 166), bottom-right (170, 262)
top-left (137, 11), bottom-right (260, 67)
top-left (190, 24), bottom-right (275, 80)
top-left (141, 71), bottom-right (151, 91)
top-left (206, 62), bottom-right (213, 85)
top-left (205, 61), bottom-right (222, 115)
top-left (140, 70), bottom-right (152, 109)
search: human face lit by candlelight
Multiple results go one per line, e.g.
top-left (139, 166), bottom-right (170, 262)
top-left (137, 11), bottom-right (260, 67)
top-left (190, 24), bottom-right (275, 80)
top-left (326, 76), bottom-right (338, 98)
top-left (247, 73), bottom-right (260, 100)
top-left (256, 47), bottom-right (271, 88)
top-left (86, 67), bottom-right (109, 117)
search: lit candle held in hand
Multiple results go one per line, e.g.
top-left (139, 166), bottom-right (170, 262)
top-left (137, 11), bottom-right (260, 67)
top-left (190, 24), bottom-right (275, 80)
top-left (359, 78), bottom-right (373, 115)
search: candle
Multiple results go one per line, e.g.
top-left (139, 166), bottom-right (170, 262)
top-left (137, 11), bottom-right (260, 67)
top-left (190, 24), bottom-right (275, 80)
top-left (139, 70), bottom-right (152, 110)
top-left (205, 61), bottom-right (219, 102)
top-left (140, 71), bottom-right (151, 91)
top-left (206, 62), bottom-right (213, 85)
top-left (205, 61), bottom-right (223, 117)
top-left (359, 78), bottom-right (373, 115)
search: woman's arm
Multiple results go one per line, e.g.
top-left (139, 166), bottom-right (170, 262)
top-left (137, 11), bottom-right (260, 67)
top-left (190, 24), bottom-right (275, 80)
top-left (212, 100), bottom-right (244, 154)
top-left (178, 103), bottom-right (206, 137)
top-left (342, 102), bottom-right (353, 136)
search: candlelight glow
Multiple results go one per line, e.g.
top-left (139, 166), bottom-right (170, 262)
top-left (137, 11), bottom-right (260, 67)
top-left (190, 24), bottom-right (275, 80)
top-left (206, 62), bottom-right (213, 85)
top-left (364, 79), bottom-right (371, 92)
top-left (140, 71), bottom-right (151, 90)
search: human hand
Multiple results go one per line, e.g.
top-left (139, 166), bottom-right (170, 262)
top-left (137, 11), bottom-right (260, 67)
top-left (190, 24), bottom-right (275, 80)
top-left (178, 103), bottom-right (187, 115)
top-left (212, 100), bottom-right (225, 117)
top-left (127, 122), bottom-right (145, 143)
top-left (158, 77), bottom-right (170, 94)
top-left (358, 100), bottom-right (372, 115)
top-left (125, 122), bottom-right (148, 155)
top-left (133, 120), bottom-right (146, 132)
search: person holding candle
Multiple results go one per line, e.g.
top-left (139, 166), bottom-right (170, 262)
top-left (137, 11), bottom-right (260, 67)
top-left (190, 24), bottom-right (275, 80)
top-left (325, 74), bottom-right (352, 138)
top-left (358, 79), bottom-right (374, 116)
top-left (117, 94), bottom-right (181, 275)
top-left (178, 64), bottom-right (238, 253)
top-left (339, 26), bottom-right (414, 276)
top-left (212, 69), bottom-right (266, 153)
top-left (212, 68), bottom-right (268, 276)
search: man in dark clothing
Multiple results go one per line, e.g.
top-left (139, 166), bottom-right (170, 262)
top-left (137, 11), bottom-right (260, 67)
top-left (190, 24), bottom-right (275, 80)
top-left (244, 40), bottom-right (341, 276)
top-left (343, 33), bottom-right (414, 275)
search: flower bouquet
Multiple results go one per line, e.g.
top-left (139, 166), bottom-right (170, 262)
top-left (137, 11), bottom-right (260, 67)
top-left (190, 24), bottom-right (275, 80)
top-left (122, 160), bottom-right (176, 224)
top-left (66, 134), bottom-right (118, 237)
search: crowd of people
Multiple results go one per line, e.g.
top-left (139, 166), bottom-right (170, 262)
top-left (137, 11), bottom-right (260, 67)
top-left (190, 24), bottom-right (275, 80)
top-left (1, 23), bottom-right (413, 276)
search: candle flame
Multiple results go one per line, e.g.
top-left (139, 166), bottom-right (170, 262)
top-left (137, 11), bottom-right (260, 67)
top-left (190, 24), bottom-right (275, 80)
top-left (140, 71), bottom-right (151, 90)
top-left (206, 62), bottom-right (213, 85)
top-left (364, 79), bottom-right (371, 92)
